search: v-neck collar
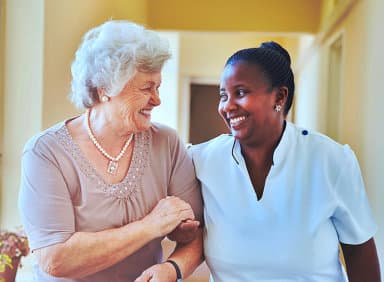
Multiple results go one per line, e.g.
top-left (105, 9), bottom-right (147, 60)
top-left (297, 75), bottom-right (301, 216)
top-left (56, 120), bottom-right (151, 199)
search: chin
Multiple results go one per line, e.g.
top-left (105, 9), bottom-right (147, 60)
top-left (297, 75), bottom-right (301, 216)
top-left (230, 130), bottom-right (241, 139)
top-left (128, 117), bottom-right (151, 132)
top-left (231, 129), bottom-right (249, 142)
top-left (138, 121), bottom-right (151, 131)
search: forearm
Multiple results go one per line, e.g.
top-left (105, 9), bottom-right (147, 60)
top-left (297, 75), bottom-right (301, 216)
top-left (341, 238), bottom-right (381, 282)
top-left (38, 219), bottom-right (155, 278)
top-left (167, 228), bottom-right (204, 278)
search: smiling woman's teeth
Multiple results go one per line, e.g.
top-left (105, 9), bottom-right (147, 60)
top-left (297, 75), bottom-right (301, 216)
top-left (140, 109), bottom-right (151, 115)
top-left (230, 116), bottom-right (246, 125)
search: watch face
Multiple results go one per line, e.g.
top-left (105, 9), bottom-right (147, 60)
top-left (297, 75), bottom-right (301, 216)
top-left (177, 279), bottom-right (183, 282)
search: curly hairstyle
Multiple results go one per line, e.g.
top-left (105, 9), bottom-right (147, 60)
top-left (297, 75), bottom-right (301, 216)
top-left (70, 20), bottom-right (171, 109)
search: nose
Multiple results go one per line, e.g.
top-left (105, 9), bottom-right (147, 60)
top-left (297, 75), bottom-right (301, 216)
top-left (150, 90), bottom-right (161, 107)
top-left (220, 95), bottom-right (237, 113)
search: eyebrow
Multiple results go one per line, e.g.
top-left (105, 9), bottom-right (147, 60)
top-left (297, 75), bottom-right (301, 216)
top-left (141, 81), bottom-right (161, 87)
top-left (233, 83), bottom-right (247, 88)
top-left (220, 84), bottom-right (247, 91)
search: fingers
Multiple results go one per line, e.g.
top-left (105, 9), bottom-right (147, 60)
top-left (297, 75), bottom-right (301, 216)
top-left (179, 219), bottom-right (200, 229)
top-left (165, 208), bottom-right (195, 222)
top-left (135, 263), bottom-right (176, 282)
top-left (158, 197), bottom-right (195, 221)
top-left (144, 196), bottom-right (196, 238)
top-left (167, 219), bottom-right (200, 243)
top-left (134, 270), bottom-right (152, 282)
top-left (163, 196), bottom-right (193, 212)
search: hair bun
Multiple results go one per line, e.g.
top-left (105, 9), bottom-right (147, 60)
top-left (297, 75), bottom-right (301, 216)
top-left (259, 41), bottom-right (291, 66)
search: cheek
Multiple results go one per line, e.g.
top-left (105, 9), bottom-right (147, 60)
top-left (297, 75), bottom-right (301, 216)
top-left (120, 92), bottom-right (147, 113)
top-left (217, 103), bottom-right (222, 114)
top-left (217, 103), bottom-right (227, 121)
top-left (217, 103), bottom-right (223, 115)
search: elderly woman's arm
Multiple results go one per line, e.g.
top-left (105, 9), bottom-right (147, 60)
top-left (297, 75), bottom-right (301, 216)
top-left (341, 238), bottom-right (381, 282)
top-left (36, 196), bottom-right (195, 278)
top-left (135, 228), bottom-right (204, 282)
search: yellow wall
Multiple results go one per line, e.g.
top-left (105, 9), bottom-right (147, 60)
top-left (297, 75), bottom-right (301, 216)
top-left (2, 0), bottom-right (44, 227)
top-left (147, 0), bottom-right (322, 33)
top-left (295, 0), bottom-right (384, 270)
top-left (179, 33), bottom-right (301, 79)
top-left (0, 0), bottom-right (5, 199)
top-left (354, 0), bottom-right (384, 270)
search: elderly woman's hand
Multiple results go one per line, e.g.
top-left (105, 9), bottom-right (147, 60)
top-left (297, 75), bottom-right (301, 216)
top-left (142, 196), bottom-right (196, 238)
top-left (167, 219), bottom-right (200, 243)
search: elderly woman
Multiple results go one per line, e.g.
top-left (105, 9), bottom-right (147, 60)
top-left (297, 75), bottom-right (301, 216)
top-left (18, 20), bottom-right (203, 282)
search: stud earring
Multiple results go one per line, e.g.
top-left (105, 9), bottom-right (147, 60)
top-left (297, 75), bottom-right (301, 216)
top-left (101, 95), bottom-right (110, 103)
top-left (274, 105), bottom-right (282, 112)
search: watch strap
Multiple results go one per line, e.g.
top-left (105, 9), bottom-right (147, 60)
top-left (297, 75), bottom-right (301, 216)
top-left (166, 259), bottom-right (182, 282)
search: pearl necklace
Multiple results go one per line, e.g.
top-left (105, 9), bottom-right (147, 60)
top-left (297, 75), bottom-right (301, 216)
top-left (86, 109), bottom-right (134, 174)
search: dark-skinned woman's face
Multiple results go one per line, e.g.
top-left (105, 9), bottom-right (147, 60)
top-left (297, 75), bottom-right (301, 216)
top-left (219, 62), bottom-right (280, 145)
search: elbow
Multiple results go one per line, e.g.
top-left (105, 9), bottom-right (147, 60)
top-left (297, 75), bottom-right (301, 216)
top-left (41, 256), bottom-right (65, 277)
top-left (38, 247), bottom-right (69, 277)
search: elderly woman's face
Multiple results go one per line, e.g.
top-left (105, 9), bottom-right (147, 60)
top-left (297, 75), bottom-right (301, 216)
top-left (219, 62), bottom-right (279, 144)
top-left (114, 70), bottom-right (162, 132)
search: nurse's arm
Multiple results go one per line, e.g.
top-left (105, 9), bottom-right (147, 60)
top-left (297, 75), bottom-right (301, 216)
top-left (340, 237), bottom-right (381, 282)
top-left (135, 227), bottom-right (204, 282)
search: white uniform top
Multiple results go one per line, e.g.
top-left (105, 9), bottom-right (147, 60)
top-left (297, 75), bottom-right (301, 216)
top-left (190, 122), bottom-right (377, 282)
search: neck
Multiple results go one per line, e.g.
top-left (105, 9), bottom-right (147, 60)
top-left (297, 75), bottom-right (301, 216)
top-left (85, 108), bottom-right (133, 155)
top-left (240, 120), bottom-right (286, 166)
top-left (86, 108), bottom-right (131, 142)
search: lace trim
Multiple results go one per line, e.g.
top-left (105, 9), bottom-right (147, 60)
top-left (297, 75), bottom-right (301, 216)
top-left (56, 124), bottom-right (150, 199)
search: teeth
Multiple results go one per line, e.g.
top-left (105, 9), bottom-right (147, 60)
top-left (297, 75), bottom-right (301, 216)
top-left (140, 109), bottom-right (151, 115)
top-left (230, 116), bottom-right (246, 124)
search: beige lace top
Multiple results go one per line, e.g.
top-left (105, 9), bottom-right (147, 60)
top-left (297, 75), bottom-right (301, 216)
top-left (19, 120), bottom-right (203, 282)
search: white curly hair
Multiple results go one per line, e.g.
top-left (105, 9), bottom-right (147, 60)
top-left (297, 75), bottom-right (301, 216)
top-left (69, 20), bottom-right (171, 109)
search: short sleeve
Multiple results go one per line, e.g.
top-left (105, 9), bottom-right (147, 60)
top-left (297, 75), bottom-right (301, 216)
top-left (18, 144), bottom-right (75, 251)
top-left (167, 133), bottom-right (203, 224)
top-left (331, 145), bottom-right (378, 244)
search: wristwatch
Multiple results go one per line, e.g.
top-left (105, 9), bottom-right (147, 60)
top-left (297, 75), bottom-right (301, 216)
top-left (166, 259), bottom-right (183, 282)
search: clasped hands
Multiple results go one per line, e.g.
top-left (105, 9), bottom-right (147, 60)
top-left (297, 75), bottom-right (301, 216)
top-left (143, 195), bottom-right (200, 242)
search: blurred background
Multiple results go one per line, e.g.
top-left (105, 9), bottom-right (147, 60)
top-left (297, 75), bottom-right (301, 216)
top-left (0, 0), bottom-right (383, 281)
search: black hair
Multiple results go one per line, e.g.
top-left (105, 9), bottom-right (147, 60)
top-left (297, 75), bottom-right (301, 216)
top-left (224, 41), bottom-right (295, 116)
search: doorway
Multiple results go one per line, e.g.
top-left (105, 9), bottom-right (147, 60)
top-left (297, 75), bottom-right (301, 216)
top-left (189, 83), bottom-right (229, 144)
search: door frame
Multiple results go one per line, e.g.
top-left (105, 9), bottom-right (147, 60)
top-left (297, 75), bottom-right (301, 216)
top-left (323, 29), bottom-right (345, 142)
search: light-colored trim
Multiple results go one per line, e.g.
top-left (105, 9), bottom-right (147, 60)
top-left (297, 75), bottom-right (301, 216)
top-left (159, 30), bottom-right (312, 38)
top-left (324, 29), bottom-right (346, 142)
top-left (318, 0), bottom-right (357, 43)
top-left (295, 0), bottom-right (357, 74)
top-left (190, 76), bottom-right (219, 85)
top-left (178, 76), bottom-right (191, 142)
top-left (323, 28), bottom-right (345, 49)
top-left (0, 0), bottom-right (5, 226)
top-left (0, 0), bottom-right (5, 153)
